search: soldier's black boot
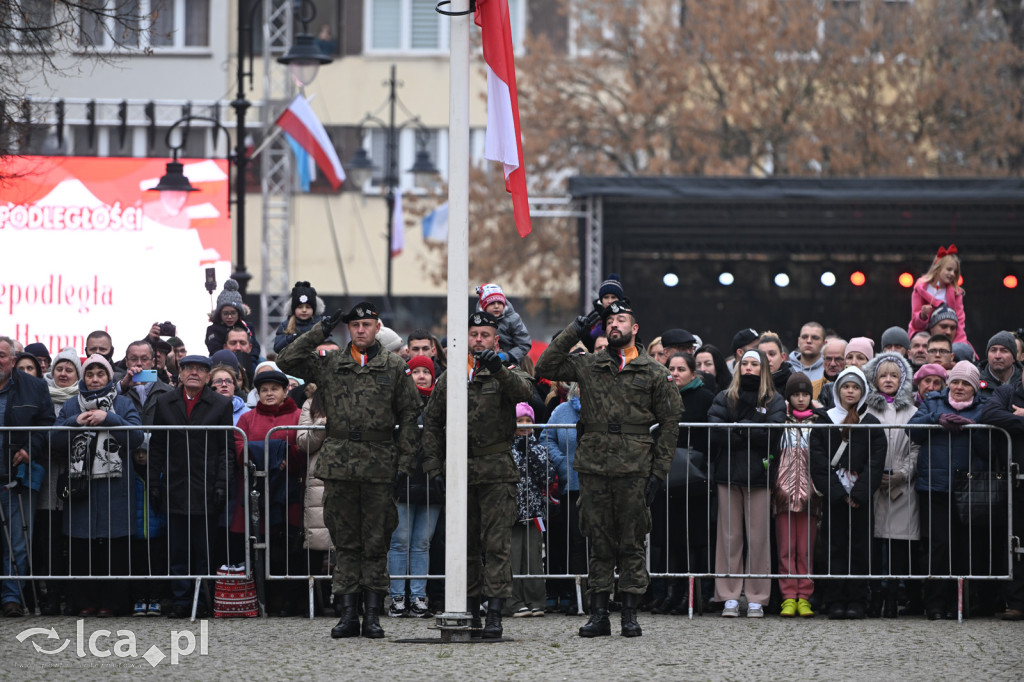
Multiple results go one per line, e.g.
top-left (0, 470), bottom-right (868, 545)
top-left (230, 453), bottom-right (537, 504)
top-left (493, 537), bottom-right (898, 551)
top-left (467, 596), bottom-right (483, 634)
top-left (361, 589), bottom-right (386, 639)
top-left (330, 593), bottom-right (360, 639)
top-left (481, 597), bottom-right (504, 639)
top-left (620, 592), bottom-right (643, 637)
top-left (578, 593), bottom-right (611, 638)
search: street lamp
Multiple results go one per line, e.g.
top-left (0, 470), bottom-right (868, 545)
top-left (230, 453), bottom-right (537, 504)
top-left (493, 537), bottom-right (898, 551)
top-left (149, 0), bottom-right (332, 298)
top-left (348, 64), bottom-right (440, 315)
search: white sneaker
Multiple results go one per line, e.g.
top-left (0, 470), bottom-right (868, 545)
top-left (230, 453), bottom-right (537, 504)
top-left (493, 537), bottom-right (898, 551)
top-left (408, 597), bottom-right (431, 618)
top-left (747, 602), bottom-right (764, 618)
top-left (388, 596), bottom-right (407, 618)
top-left (722, 599), bottom-right (740, 618)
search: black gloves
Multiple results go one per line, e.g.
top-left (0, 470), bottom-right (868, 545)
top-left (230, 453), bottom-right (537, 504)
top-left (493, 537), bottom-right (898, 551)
top-left (149, 486), bottom-right (163, 514)
top-left (394, 470), bottom-right (410, 497)
top-left (475, 349), bottom-right (504, 373)
top-left (321, 308), bottom-right (345, 335)
top-left (572, 309), bottom-right (602, 336)
top-left (644, 474), bottom-right (663, 507)
top-left (430, 474), bottom-right (446, 500)
top-left (214, 488), bottom-right (226, 511)
top-left (939, 412), bottom-right (974, 433)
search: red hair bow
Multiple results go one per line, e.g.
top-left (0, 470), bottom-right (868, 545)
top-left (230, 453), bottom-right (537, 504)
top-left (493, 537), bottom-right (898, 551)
top-left (937, 244), bottom-right (958, 258)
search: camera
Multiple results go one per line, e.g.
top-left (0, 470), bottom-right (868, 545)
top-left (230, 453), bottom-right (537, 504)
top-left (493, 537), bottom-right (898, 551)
top-left (158, 321), bottom-right (177, 337)
top-left (205, 267), bottom-right (217, 295)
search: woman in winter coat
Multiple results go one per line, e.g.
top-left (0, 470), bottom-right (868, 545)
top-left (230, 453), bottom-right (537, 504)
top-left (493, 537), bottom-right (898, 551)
top-left (810, 366), bottom-right (886, 620)
top-left (297, 384), bottom-right (332, 613)
top-left (388, 355), bottom-right (442, 619)
top-left (908, 360), bottom-right (987, 620)
top-left (209, 364), bottom-right (250, 425)
top-left (53, 355), bottom-right (144, 616)
top-left (708, 349), bottom-right (786, 619)
top-left (863, 352), bottom-right (919, 618)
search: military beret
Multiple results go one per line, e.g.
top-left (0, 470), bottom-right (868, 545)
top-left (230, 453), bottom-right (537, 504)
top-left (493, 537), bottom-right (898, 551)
top-left (601, 298), bottom-right (636, 323)
top-left (469, 311), bottom-right (499, 329)
top-left (341, 301), bottom-right (379, 324)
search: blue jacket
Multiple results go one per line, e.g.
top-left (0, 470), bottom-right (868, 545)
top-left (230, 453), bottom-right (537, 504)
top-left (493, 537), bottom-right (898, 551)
top-left (547, 395), bottom-right (580, 494)
top-left (53, 393), bottom-right (144, 538)
top-left (133, 471), bottom-right (165, 539)
top-left (908, 389), bottom-right (988, 494)
top-left (0, 370), bottom-right (55, 478)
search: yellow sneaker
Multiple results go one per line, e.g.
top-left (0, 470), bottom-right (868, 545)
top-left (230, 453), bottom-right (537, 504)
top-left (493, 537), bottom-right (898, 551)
top-left (796, 599), bottom-right (815, 618)
top-left (780, 599), bottom-right (797, 617)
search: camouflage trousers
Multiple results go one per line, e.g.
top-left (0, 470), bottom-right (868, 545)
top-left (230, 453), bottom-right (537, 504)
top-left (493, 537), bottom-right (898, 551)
top-left (577, 473), bottom-right (652, 597)
top-left (467, 482), bottom-right (517, 599)
top-left (323, 480), bottom-right (398, 595)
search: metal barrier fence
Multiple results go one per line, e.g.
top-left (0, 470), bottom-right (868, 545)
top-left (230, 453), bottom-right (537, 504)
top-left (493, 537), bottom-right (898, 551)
top-left (259, 421), bottom-right (1018, 621)
top-left (1, 425), bottom-right (247, 621)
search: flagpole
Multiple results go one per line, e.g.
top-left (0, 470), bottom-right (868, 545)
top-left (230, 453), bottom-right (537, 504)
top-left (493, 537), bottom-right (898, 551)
top-left (443, 0), bottom-right (471, 636)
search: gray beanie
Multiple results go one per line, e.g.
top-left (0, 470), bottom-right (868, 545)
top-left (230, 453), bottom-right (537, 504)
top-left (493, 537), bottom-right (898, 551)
top-left (987, 331), bottom-right (1017, 355)
top-left (216, 279), bottom-right (245, 317)
top-left (880, 326), bottom-right (910, 350)
top-left (928, 305), bottom-right (958, 329)
top-left (50, 347), bottom-right (83, 380)
top-left (952, 343), bottom-right (975, 363)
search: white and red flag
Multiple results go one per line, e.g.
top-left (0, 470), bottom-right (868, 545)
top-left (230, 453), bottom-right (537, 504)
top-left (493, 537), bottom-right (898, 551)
top-left (274, 94), bottom-right (346, 190)
top-left (476, 0), bottom-right (531, 237)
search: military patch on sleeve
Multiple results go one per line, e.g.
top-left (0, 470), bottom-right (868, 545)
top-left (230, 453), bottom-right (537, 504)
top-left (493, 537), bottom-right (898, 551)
top-left (319, 349), bottom-right (329, 357)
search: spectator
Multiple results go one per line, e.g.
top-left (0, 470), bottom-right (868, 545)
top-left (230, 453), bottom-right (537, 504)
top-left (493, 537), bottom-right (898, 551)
top-left (812, 337), bottom-right (847, 405)
top-left (757, 332), bottom-right (792, 395)
top-left (149, 355), bottom-right (235, 618)
top-left (909, 245), bottom-right (967, 345)
top-left (926, 306), bottom-right (960, 344)
top-left (909, 331), bottom-right (931, 371)
top-left (15, 353), bottom-right (41, 377)
top-left (844, 337), bottom-right (875, 369)
top-left (661, 328), bottom-right (698, 357)
top-left (579, 273), bottom-right (627, 352)
top-left (647, 336), bottom-right (666, 366)
top-left (952, 342), bottom-right (975, 363)
top-left (880, 326), bottom-right (911, 357)
top-left (53, 354), bottom-right (144, 617)
top-left (728, 327), bottom-right (760, 374)
top-left (695, 344), bottom-right (731, 393)
top-left (274, 281), bottom-right (325, 353)
top-left (118, 340), bottom-right (174, 422)
top-left (24, 343), bottom-right (51, 373)
top-left (810, 366), bottom-right (885, 620)
top-left (408, 328), bottom-right (445, 376)
top-left (224, 324), bottom-right (260, 378)
top-left (205, 278), bottom-right (262, 364)
top-left (913, 364), bottom-right (947, 405)
top-left (0, 336), bottom-right (55, 617)
top-left (788, 322), bottom-right (826, 381)
top-left (593, 335), bottom-right (609, 352)
top-left (476, 282), bottom-right (532, 364)
top-left (708, 349), bottom-right (786, 619)
top-left (544, 383), bottom-right (585, 614)
top-left (926, 334), bottom-right (956, 371)
top-left (908, 360), bottom-right (987, 620)
top-left (209, 364), bottom-right (250, 425)
top-left (246, 360), bottom-right (281, 407)
top-left (296, 372), bottom-right (332, 615)
top-left (863, 352), bottom-right (920, 619)
top-left (977, 331), bottom-right (1021, 399)
top-left (85, 331), bottom-right (115, 364)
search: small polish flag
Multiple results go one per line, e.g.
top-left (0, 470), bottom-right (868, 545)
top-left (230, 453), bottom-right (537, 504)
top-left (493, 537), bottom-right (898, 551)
top-left (533, 517), bottom-right (545, 533)
top-left (275, 94), bottom-right (346, 190)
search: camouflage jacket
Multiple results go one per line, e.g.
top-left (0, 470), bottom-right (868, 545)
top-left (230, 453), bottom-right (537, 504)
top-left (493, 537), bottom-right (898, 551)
top-left (534, 324), bottom-right (682, 479)
top-left (276, 324), bottom-right (420, 482)
top-left (421, 360), bottom-right (534, 484)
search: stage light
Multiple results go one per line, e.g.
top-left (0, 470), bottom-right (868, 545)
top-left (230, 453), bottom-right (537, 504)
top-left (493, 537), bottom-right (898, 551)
top-left (820, 271), bottom-right (836, 287)
top-left (899, 272), bottom-right (914, 288)
top-left (850, 271), bottom-right (866, 286)
top-left (663, 270), bottom-right (679, 287)
top-left (719, 272), bottom-right (735, 286)
top-left (774, 273), bottom-right (790, 287)
top-left (1004, 274), bottom-right (1018, 289)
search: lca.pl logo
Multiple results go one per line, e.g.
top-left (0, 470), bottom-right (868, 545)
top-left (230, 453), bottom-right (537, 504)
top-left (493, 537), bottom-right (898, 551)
top-left (16, 620), bottom-right (209, 667)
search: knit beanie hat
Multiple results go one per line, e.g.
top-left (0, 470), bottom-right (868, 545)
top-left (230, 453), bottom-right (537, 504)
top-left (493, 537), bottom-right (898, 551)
top-left (928, 305), bottom-right (958, 330)
top-left (290, 281), bottom-right (317, 315)
top-left (376, 325), bottom-right (403, 353)
top-left (846, 337), bottom-right (875, 361)
top-left (987, 331), bottom-right (1017, 355)
top-left (598, 273), bottom-right (625, 300)
top-left (51, 347), bottom-right (83, 380)
top-left (210, 349), bottom-right (240, 373)
top-left (947, 360), bottom-right (980, 393)
top-left (82, 354), bottom-right (114, 381)
top-left (407, 355), bottom-right (436, 381)
top-left (913, 363), bottom-right (947, 384)
top-left (24, 342), bottom-right (51, 363)
top-left (515, 402), bottom-right (535, 422)
top-left (216, 279), bottom-right (245, 317)
top-left (880, 326), bottom-right (911, 350)
top-left (785, 372), bottom-right (813, 400)
top-left (477, 282), bottom-right (506, 308)
top-left (952, 343), bottom-right (975, 363)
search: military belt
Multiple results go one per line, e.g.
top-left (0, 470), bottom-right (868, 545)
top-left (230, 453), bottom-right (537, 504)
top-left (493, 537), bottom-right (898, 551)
top-left (347, 429), bottom-right (392, 442)
top-left (579, 422), bottom-right (652, 436)
top-left (469, 442), bottom-right (510, 457)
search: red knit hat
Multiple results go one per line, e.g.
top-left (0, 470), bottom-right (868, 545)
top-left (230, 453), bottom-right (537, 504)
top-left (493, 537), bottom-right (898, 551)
top-left (407, 355), bottom-right (435, 381)
top-left (477, 282), bottom-right (506, 308)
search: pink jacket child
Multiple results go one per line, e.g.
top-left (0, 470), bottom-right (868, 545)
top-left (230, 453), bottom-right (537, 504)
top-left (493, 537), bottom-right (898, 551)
top-left (908, 244), bottom-right (967, 345)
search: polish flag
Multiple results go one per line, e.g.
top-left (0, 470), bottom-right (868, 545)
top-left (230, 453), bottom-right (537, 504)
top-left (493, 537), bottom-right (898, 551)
top-left (476, 0), bottom-right (531, 238)
top-left (275, 94), bottom-right (346, 190)
top-left (391, 190), bottom-right (404, 257)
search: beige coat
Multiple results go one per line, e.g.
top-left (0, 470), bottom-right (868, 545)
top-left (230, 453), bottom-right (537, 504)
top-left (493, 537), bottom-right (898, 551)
top-left (297, 401), bottom-right (331, 551)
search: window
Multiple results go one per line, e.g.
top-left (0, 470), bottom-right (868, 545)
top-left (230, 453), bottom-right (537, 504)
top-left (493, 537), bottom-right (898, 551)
top-left (241, 0), bottom-right (339, 56)
top-left (367, 0), bottom-right (524, 53)
top-left (78, 0), bottom-right (209, 50)
top-left (1, 0), bottom-right (55, 49)
top-left (363, 127), bottom-right (442, 191)
top-left (150, 0), bottom-right (210, 48)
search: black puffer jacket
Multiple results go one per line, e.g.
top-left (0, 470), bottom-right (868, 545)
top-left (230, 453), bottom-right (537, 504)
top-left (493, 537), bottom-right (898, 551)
top-left (707, 386), bottom-right (786, 488)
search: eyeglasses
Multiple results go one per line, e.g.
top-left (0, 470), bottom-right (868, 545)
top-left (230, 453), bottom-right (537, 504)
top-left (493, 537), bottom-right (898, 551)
top-left (211, 378), bottom-right (234, 386)
top-left (927, 348), bottom-right (952, 356)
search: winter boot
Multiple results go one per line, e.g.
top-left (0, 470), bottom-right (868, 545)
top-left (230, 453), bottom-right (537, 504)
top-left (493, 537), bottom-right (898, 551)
top-left (330, 593), bottom-right (360, 639)
top-left (620, 592), bottom-right (643, 637)
top-left (578, 593), bottom-right (611, 638)
top-left (652, 580), bottom-right (681, 615)
top-left (361, 590), bottom-right (386, 639)
top-left (482, 597), bottom-right (504, 639)
top-left (467, 596), bottom-right (483, 633)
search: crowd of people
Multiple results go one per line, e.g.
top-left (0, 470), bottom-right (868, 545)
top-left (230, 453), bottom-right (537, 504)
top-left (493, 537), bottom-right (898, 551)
top-left (0, 246), bottom-right (1021, 637)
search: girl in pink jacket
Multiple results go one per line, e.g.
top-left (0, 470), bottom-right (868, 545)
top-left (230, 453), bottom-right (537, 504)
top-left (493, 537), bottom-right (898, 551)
top-left (908, 244), bottom-right (967, 344)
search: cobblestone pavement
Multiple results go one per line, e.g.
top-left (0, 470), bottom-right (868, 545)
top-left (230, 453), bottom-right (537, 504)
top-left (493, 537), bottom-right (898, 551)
top-left (1, 610), bottom-right (1021, 680)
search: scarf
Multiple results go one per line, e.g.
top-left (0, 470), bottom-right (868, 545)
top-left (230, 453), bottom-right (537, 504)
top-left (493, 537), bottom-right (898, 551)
top-left (69, 382), bottom-right (122, 481)
top-left (350, 346), bottom-right (368, 366)
top-left (417, 384), bottom-right (433, 398)
top-left (791, 408), bottom-right (814, 420)
top-left (46, 376), bottom-right (79, 414)
top-left (949, 397), bottom-right (974, 411)
top-left (607, 345), bottom-right (639, 370)
top-left (680, 376), bottom-right (704, 393)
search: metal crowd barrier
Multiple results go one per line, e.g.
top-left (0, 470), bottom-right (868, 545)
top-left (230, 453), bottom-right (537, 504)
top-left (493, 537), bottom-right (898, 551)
top-left (1, 425), bottom-right (247, 621)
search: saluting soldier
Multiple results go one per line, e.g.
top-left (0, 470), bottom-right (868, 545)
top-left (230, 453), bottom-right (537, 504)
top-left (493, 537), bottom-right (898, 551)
top-left (277, 301), bottom-right (420, 639)
top-left (421, 311), bottom-right (534, 639)
top-left (535, 299), bottom-right (682, 638)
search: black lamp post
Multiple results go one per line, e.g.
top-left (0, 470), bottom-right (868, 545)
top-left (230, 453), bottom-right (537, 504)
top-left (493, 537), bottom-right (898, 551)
top-left (347, 64), bottom-right (440, 315)
top-left (150, 0), bottom-right (332, 297)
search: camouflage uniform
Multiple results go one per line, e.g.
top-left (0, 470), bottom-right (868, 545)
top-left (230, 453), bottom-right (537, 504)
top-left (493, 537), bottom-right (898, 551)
top-left (421, 360), bottom-right (533, 599)
top-left (277, 324), bottom-right (420, 596)
top-left (534, 324), bottom-right (681, 596)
